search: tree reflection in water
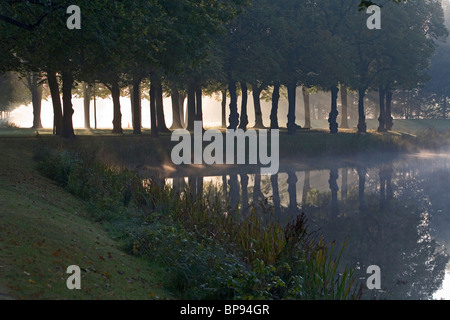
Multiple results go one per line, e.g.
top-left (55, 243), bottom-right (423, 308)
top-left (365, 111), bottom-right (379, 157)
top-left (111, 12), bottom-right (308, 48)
top-left (159, 155), bottom-right (450, 299)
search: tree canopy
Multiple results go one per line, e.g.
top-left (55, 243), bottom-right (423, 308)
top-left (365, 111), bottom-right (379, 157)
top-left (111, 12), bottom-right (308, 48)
top-left (0, 0), bottom-right (446, 134)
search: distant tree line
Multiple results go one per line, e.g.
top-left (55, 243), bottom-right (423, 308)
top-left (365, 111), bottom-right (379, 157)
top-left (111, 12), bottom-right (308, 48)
top-left (0, 0), bottom-right (447, 137)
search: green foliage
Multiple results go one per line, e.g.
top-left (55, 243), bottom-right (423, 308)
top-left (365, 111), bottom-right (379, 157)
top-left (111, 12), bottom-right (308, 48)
top-left (34, 147), bottom-right (143, 218)
top-left (34, 147), bottom-right (361, 300)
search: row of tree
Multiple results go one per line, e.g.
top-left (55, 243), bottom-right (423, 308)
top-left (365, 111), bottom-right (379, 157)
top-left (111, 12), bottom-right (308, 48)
top-left (0, 0), bottom-right (447, 137)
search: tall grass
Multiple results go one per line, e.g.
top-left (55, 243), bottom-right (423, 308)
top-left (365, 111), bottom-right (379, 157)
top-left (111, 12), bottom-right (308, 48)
top-left (34, 146), bottom-right (362, 300)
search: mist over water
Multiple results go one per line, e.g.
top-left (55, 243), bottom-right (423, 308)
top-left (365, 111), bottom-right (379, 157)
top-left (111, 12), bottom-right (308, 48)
top-left (152, 152), bottom-right (450, 300)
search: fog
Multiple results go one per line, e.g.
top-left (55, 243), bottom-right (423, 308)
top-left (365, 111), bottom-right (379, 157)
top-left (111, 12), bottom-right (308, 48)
top-left (9, 87), bottom-right (371, 130)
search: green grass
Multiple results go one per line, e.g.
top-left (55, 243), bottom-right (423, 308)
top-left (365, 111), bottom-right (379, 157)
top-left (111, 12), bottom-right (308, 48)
top-left (0, 139), bottom-right (171, 300)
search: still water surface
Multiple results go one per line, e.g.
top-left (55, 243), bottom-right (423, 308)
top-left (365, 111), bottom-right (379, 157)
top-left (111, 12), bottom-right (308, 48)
top-left (144, 152), bottom-right (450, 300)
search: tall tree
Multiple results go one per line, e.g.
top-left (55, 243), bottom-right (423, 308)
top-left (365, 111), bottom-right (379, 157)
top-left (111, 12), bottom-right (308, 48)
top-left (302, 86), bottom-right (311, 129)
top-left (82, 82), bottom-right (91, 129)
top-left (239, 82), bottom-right (249, 130)
top-left (25, 72), bottom-right (44, 129)
top-left (340, 85), bottom-right (349, 129)
top-left (270, 83), bottom-right (280, 129)
top-left (221, 88), bottom-right (227, 128)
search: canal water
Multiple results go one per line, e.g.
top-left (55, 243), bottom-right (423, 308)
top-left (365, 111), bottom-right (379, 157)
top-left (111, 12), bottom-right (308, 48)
top-left (143, 152), bottom-right (450, 300)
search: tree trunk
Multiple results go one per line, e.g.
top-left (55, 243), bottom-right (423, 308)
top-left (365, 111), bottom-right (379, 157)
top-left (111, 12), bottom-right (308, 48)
top-left (270, 83), bottom-right (280, 129)
top-left (340, 85), bottom-right (349, 128)
top-left (93, 83), bottom-right (97, 129)
top-left (253, 174), bottom-right (264, 204)
top-left (111, 80), bottom-right (123, 134)
top-left (170, 86), bottom-right (183, 129)
top-left (188, 176), bottom-right (197, 199)
top-left (195, 86), bottom-right (203, 126)
top-left (132, 77), bottom-right (142, 134)
top-left (240, 174), bottom-right (249, 215)
top-left (29, 73), bottom-right (43, 129)
top-left (228, 174), bottom-right (240, 213)
top-left (129, 85), bottom-right (135, 128)
top-left (221, 89), bottom-right (227, 128)
top-left (302, 170), bottom-right (311, 206)
top-left (239, 82), bottom-right (248, 130)
top-left (186, 83), bottom-right (196, 131)
top-left (83, 82), bottom-right (91, 129)
top-left (349, 91), bottom-right (357, 121)
top-left (329, 167), bottom-right (339, 217)
top-left (385, 89), bottom-right (393, 130)
top-left (155, 79), bottom-right (169, 132)
top-left (328, 86), bottom-right (339, 134)
top-left (179, 93), bottom-right (186, 129)
top-left (252, 84), bottom-right (264, 128)
top-left (271, 174), bottom-right (281, 216)
top-left (377, 86), bottom-right (386, 132)
top-left (47, 71), bottom-right (63, 135)
top-left (287, 171), bottom-right (298, 213)
top-left (222, 175), bottom-right (228, 199)
top-left (302, 86), bottom-right (311, 129)
top-left (357, 87), bottom-right (367, 133)
top-left (61, 71), bottom-right (75, 139)
top-left (287, 82), bottom-right (297, 135)
top-left (228, 81), bottom-right (239, 130)
top-left (150, 81), bottom-right (158, 137)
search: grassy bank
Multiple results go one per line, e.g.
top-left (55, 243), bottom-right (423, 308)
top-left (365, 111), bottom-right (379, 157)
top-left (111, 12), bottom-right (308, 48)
top-left (32, 143), bottom-right (360, 300)
top-left (0, 127), bottom-right (422, 170)
top-left (0, 136), bottom-right (362, 299)
top-left (0, 139), bottom-right (171, 299)
top-left (2, 118), bottom-right (449, 166)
